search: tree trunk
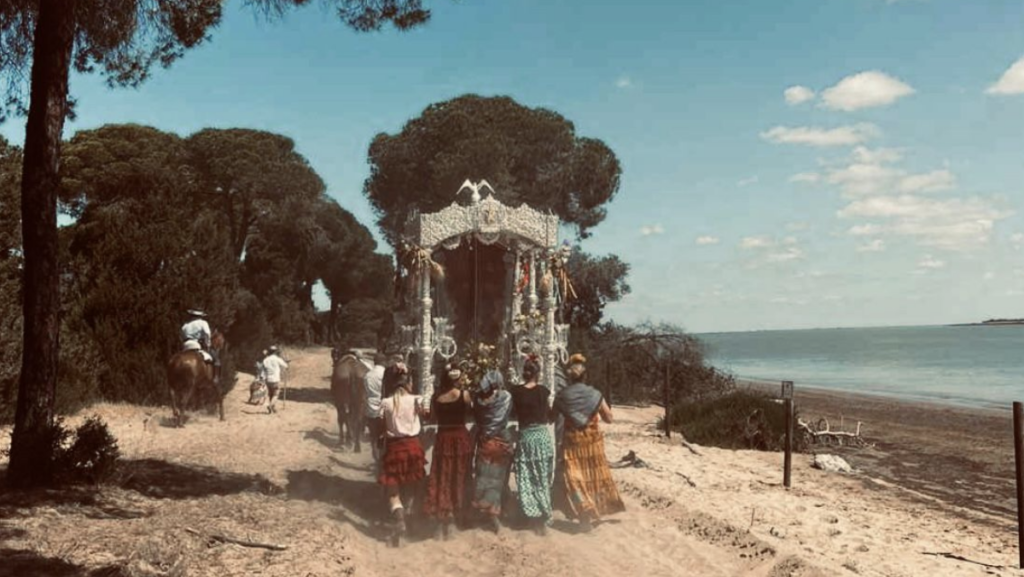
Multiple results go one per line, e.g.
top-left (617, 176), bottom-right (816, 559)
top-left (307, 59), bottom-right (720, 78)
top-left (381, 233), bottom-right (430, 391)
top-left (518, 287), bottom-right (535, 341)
top-left (7, 0), bottom-right (76, 488)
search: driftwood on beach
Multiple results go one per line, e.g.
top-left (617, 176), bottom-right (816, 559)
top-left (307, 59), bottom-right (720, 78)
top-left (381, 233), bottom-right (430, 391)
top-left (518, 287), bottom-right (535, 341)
top-left (797, 417), bottom-right (874, 448)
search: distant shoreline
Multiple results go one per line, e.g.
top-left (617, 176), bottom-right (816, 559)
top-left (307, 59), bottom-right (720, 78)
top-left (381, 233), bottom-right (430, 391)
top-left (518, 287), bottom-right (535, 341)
top-left (948, 319), bottom-right (1024, 327)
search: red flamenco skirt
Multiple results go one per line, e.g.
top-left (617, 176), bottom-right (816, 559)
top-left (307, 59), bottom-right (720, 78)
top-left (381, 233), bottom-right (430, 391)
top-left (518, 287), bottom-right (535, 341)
top-left (379, 436), bottom-right (426, 487)
top-left (423, 427), bottom-right (472, 519)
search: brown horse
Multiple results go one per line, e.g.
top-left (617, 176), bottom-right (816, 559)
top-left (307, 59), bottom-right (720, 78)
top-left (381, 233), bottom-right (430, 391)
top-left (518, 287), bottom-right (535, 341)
top-left (167, 331), bottom-right (225, 427)
top-left (331, 349), bottom-right (371, 452)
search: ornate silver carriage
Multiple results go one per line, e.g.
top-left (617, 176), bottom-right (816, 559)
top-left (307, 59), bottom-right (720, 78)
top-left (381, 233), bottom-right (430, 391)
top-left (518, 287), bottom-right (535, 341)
top-left (395, 181), bottom-right (572, 399)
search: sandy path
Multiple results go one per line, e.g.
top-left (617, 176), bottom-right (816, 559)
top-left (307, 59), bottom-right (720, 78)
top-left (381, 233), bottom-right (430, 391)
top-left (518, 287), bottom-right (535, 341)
top-left (0, 346), bottom-right (1019, 576)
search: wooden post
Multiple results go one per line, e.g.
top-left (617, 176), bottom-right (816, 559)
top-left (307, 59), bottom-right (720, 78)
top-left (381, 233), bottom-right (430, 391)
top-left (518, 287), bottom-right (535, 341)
top-left (605, 358), bottom-right (613, 406)
top-left (663, 362), bottom-right (671, 439)
top-left (1013, 402), bottom-right (1024, 568)
top-left (783, 398), bottom-right (794, 488)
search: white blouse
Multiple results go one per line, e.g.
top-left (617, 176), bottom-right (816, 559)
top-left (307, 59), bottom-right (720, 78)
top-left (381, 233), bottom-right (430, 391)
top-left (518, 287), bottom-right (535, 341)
top-left (381, 393), bottom-right (425, 438)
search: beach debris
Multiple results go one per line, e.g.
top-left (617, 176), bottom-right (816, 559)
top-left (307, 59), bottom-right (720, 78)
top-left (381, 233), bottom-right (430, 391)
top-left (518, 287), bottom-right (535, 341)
top-left (797, 417), bottom-right (874, 448)
top-left (812, 454), bottom-right (854, 474)
top-left (185, 527), bottom-right (288, 551)
top-left (921, 551), bottom-right (1006, 570)
top-left (680, 436), bottom-right (703, 456)
top-left (611, 451), bottom-right (698, 488)
top-left (612, 450), bottom-right (650, 469)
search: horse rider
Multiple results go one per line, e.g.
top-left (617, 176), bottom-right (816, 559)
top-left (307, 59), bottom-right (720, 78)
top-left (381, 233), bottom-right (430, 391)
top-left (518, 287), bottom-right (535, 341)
top-left (263, 345), bottom-right (289, 414)
top-left (181, 309), bottom-right (220, 384)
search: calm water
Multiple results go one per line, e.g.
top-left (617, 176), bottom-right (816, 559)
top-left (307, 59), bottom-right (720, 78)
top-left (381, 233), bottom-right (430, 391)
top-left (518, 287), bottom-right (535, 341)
top-left (696, 325), bottom-right (1024, 409)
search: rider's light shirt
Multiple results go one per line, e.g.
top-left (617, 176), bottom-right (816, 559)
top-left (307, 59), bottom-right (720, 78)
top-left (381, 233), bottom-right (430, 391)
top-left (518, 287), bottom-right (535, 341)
top-left (181, 319), bottom-right (211, 348)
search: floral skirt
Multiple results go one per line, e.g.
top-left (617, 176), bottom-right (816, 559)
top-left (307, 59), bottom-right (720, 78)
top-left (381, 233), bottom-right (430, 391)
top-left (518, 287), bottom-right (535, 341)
top-left (560, 418), bottom-right (625, 520)
top-left (423, 427), bottom-right (472, 519)
top-left (513, 425), bottom-right (554, 520)
top-left (473, 436), bottom-right (513, 516)
top-left (378, 436), bottom-right (426, 487)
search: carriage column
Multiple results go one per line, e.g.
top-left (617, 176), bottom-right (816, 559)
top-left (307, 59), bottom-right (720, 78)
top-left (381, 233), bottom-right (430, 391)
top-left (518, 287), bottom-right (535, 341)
top-left (541, 257), bottom-right (557, 404)
top-left (418, 260), bottom-right (435, 400)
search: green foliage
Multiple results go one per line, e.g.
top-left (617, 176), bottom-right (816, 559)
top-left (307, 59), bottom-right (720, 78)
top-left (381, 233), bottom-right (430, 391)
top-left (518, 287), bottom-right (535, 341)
top-left (575, 322), bottom-right (735, 407)
top-left (0, 137), bottom-right (22, 422)
top-left (563, 250), bottom-right (630, 330)
top-left (1, 415), bottom-right (120, 484)
top-left (671, 390), bottom-right (806, 453)
top-left (364, 94), bottom-right (622, 247)
top-left (59, 416), bottom-right (121, 484)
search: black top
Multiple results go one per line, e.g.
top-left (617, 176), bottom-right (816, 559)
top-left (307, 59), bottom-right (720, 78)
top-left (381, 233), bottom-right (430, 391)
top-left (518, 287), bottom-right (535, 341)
top-left (510, 385), bottom-right (551, 427)
top-left (434, 391), bottom-right (468, 428)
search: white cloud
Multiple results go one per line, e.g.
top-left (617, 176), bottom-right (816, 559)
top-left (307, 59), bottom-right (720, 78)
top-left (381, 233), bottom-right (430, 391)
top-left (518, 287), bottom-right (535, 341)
top-left (784, 85), bottom-right (816, 105)
top-left (852, 146), bottom-right (903, 165)
top-left (761, 124), bottom-right (880, 147)
top-left (823, 148), bottom-right (957, 198)
top-left (789, 172), bottom-right (821, 184)
top-left (917, 255), bottom-right (945, 269)
top-left (897, 169), bottom-right (956, 193)
top-left (615, 76), bottom-right (633, 89)
top-left (696, 235), bottom-right (720, 246)
top-left (849, 223), bottom-right (883, 236)
top-left (986, 56), bottom-right (1024, 95)
top-left (740, 236), bottom-right (773, 249)
top-left (838, 195), bottom-right (1012, 250)
top-left (640, 224), bottom-right (664, 236)
top-left (737, 176), bottom-right (759, 187)
top-left (820, 71), bottom-right (915, 111)
top-left (1012, 232), bottom-right (1024, 250)
top-left (857, 239), bottom-right (886, 252)
top-left (766, 246), bottom-right (805, 262)
top-left (984, 271), bottom-right (996, 281)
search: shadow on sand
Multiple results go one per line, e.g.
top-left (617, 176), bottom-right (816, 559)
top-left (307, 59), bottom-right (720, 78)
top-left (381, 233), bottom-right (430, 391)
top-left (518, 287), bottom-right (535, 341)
top-left (303, 427), bottom-right (342, 451)
top-left (286, 469), bottom-right (409, 541)
top-left (117, 459), bottom-right (282, 499)
top-left (281, 387), bottom-right (334, 405)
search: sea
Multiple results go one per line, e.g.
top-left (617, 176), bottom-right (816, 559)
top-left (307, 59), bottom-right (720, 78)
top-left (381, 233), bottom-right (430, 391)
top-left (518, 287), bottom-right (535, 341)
top-left (695, 325), bottom-right (1024, 410)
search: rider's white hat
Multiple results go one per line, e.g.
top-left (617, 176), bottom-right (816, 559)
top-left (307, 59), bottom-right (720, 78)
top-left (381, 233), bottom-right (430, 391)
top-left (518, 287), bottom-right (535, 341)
top-left (187, 309), bottom-right (207, 318)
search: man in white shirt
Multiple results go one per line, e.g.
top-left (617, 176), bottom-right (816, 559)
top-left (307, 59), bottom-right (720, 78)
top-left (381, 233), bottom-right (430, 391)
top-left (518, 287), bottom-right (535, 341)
top-left (263, 345), bottom-right (289, 414)
top-left (364, 353), bottom-right (388, 462)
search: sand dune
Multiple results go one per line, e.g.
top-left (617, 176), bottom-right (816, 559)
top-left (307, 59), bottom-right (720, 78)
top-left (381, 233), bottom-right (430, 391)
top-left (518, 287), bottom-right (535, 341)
top-left (0, 346), bottom-right (1018, 576)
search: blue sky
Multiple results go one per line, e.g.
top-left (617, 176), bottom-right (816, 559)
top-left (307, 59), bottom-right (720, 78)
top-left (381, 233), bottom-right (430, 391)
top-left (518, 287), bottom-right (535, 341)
top-left (5, 0), bottom-right (1024, 333)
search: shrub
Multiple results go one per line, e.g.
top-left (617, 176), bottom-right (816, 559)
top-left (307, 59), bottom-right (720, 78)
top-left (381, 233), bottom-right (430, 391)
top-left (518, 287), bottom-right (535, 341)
top-left (671, 389), bottom-right (807, 452)
top-left (59, 416), bottom-right (121, 484)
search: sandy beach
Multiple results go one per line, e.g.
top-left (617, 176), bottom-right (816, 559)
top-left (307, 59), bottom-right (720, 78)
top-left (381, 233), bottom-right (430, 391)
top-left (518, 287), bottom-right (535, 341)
top-left (0, 347), bottom-right (1020, 576)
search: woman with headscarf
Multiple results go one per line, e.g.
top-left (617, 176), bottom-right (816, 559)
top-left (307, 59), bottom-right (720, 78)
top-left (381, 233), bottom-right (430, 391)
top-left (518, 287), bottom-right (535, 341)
top-left (423, 363), bottom-right (473, 539)
top-left (553, 353), bottom-right (625, 531)
top-left (510, 354), bottom-right (555, 535)
top-left (471, 369), bottom-right (513, 533)
top-left (379, 365), bottom-right (427, 542)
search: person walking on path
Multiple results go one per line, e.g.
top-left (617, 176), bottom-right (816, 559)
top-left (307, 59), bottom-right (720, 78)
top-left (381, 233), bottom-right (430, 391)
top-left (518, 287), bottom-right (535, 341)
top-left (379, 366), bottom-right (427, 544)
top-left (471, 369), bottom-right (514, 533)
top-left (422, 364), bottom-right (473, 539)
top-left (553, 354), bottom-right (625, 532)
top-left (510, 354), bottom-right (555, 535)
top-left (263, 345), bottom-right (289, 414)
top-left (364, 352), bottom-right (388, 463)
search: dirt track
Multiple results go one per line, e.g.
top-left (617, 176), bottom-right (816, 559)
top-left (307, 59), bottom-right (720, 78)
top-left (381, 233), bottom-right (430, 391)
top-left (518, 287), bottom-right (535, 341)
top-left (0, 346), bottom-right (1017, 576)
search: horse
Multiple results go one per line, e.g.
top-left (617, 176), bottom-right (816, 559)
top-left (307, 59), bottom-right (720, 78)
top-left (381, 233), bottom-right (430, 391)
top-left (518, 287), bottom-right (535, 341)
top-left (331, 348), bottom-right (372, 452)
top-left (167, 331), bottom-right (225, 427)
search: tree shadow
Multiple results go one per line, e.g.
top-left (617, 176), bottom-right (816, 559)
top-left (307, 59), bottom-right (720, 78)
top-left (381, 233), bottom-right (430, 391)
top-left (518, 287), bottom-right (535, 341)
top-left (282, 387), bottom-right (334, 405)
top-left (286, 469), bottom-right (402, 541)
top-left (0, 524), bottom-right (26, 542)
top-left (116, 459), bottom-right (282, 499)
top-left (0, 549), bottom-right (88, 577)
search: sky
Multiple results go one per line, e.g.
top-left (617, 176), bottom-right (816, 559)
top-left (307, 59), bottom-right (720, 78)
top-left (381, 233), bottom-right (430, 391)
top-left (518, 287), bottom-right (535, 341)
top-left (4, 0), bottom-right (1024, 333)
